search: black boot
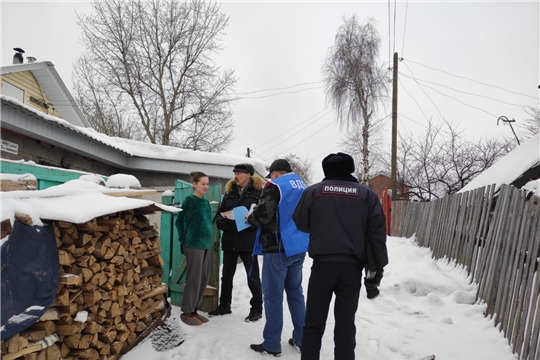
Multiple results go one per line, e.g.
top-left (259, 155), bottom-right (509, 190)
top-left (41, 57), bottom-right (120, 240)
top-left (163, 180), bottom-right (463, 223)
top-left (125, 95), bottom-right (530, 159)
top-left (208, 305), bottom-right (232, 316)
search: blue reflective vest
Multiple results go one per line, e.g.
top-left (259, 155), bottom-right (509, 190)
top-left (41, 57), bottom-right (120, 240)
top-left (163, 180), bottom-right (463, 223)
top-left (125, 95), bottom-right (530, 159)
top-left (253, 173), bottom-right (309, 257)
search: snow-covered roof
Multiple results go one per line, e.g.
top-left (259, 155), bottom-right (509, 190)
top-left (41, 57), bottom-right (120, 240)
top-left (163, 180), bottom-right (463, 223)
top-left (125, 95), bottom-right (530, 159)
top-left (1, 94), bottom-right (267, 179)
top-left (1, 61), bottom-right (90, 128)
top-left (459, 133), bottom-right (540, 194)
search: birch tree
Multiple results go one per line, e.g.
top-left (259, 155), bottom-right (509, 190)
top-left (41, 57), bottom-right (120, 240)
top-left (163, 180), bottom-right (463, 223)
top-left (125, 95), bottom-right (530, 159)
top-left (323, 16), bottom-right (388, 185)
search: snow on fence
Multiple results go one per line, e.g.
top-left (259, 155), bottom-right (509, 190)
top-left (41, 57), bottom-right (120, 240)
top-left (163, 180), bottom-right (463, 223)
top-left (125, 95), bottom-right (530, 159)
top-left (391, 184), bottom-right (540, 360)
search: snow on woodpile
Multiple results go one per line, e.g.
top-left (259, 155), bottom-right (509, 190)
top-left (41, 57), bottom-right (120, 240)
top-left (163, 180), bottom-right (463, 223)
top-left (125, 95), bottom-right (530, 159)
top-left (0, 176), bottom-right (180, 360)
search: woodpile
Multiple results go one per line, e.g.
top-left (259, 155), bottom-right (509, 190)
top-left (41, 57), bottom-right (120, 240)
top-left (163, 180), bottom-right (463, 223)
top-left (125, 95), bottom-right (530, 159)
top-left (1, 209), bottom-right (169, 360)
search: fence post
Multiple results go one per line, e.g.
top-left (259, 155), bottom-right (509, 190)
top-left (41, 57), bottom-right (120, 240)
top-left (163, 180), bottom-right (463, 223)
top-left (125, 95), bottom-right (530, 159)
top-left (382, 187), bottom-right (392, 235)
top-left (160, 191), bottom-right (175, 293)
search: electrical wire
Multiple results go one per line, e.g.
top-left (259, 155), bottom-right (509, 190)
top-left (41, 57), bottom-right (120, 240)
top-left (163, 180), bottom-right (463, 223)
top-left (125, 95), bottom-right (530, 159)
top-left (311, 144), bottom-right (343, 161)
top-left (388, 0), bottom-right (391, 65)
top-left (237, 86), bottom-right (324, 99)
top-left (403, 59), bottom-right (538, 100)
top-left (398, 112), bottom-right (430, 130)
top-left (399, 71), bottom-right (528, 108)
top-left (234, 81), bottom-right (323, 95)
top-left (276, 120), bottom-right (335, 157)
top-left (398, 77), bottom-right (431, 123)
top-left (401, 0), bottom-right (409, 57)
top-left (257, 109), bottom-right (333, 156)
top-left (393, 0), bottom-right (397, 55)
top-left (409, 81), bottom-right (499, 118)
top-left (254, 107), bottom-right (329, 150)
top-left (401, 63), bottom-right (447, 121)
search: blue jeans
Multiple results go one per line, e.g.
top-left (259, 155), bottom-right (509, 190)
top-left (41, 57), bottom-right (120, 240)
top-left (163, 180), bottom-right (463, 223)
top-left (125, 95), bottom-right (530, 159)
top-left (261, 252), bottom-right (306, 353)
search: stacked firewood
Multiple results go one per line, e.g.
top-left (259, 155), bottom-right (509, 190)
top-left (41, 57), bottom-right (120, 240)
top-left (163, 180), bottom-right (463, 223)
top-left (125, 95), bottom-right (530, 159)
top-left (1, 209), bottom-right (169, 360)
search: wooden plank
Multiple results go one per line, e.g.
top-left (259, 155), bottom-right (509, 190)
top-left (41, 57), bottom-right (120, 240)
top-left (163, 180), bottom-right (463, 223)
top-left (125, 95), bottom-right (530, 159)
top-left (513, 202), bottom-right (540, 356)
top-left (504, 198), bottom-right (533, 344)
top-left (493, 187), bottom-right (523, 325)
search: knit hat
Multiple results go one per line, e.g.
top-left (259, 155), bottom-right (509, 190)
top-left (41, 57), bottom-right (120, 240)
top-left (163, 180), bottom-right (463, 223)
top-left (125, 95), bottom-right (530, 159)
top-left (322, 152), bottom-right (355, 177)
top-left (233, 163), bottom-right (254, 176)
top-left (266, 159), bottom-right (292, 178)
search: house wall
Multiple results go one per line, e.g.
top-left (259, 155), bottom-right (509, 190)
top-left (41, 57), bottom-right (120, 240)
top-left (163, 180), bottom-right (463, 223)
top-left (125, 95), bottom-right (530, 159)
top-left (2, 128), bottom-right (230, 192)
top-left (369, 174), bottom-right (409, 200)
top-left (1, 72), bottom-right (61, 118)
top-left (1, 128), bottom-right (119, 176)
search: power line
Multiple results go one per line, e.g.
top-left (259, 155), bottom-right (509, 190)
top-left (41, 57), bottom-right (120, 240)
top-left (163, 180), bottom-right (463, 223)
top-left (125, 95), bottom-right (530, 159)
top-left (311, 144), bottom-right (343, 161)
top-left (388, 0), bottom-right (391, 65)
top-left (402, 63), bottom-right (447, 121)
top-left (234, 81), bottom-right (323, 95)
top-left (398, 77), bottom-right (431, 122)
top-left (398, 112), bottom-right (430, 130)
top-left (410, 81), bottom-right (499, 118)
top-left (255, 107), bottom-right (330, 151)
top-left (401, 0), bottom-right (409, 57)
top-left (258, 110), bottom-right (333, 156)
top-left (403, 59), bottom-right (538, 100)
top-left (237, 86), bottom-right (324, 99)
top-left (393, 0), bottom-right (397, 55)
top-left (276, 120), bottom-right (335, 157)
top-left (399, 71), bottom-right (529, 108)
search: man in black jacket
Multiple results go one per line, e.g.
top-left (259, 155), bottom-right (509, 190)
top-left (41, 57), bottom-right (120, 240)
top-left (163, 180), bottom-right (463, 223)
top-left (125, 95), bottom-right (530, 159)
top-left (209, 163), bottom-right (264, 322)
top-left (292, 153), bottom-right (388, 360)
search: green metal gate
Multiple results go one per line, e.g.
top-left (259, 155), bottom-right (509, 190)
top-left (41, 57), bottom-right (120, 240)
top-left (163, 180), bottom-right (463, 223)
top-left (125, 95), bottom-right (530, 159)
top-left (160, 179), bottom-right (222, 312)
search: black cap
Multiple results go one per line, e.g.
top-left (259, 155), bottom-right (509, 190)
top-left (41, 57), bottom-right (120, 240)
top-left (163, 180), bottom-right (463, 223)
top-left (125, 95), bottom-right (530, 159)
top-left (266, 159), bottom-right (292, 178)
top-left (233, 163), bottom-right (254, 176)
top-left (322, 152), bottom-right (355, 177)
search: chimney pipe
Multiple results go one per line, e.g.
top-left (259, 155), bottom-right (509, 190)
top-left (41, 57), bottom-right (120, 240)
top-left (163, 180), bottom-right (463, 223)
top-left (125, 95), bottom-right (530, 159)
top-left (27, 56), bottom-right (37, 63)
top-left (13, 48), bottom-right (25, 64)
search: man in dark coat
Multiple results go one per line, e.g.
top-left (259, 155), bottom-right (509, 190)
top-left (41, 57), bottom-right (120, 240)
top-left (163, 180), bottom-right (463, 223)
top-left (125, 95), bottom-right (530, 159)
top-left (293, 152), bottom-right (388, 360)
top-left (209, 163), bottom-right (264, 322)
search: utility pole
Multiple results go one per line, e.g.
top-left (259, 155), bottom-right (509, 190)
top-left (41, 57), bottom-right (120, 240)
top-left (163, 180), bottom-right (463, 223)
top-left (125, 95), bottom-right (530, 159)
top-left (246, 147), bottom-right (251, 158)
top-left (391, 52), bottom-right (398, 201)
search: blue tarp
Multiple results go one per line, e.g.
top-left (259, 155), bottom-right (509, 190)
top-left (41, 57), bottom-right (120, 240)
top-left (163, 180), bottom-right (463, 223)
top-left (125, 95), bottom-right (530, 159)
top-left (1, 220), bottom-right (59, 340)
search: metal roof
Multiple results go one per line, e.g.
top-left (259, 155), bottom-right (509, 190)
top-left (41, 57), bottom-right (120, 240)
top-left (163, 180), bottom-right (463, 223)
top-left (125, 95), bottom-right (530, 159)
top-left (1, 97), bottom-right (267, 180)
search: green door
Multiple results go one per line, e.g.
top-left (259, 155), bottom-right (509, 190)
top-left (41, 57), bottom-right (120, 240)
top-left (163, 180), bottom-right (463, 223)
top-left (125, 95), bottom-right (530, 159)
top-left (160, 179), bottom-right (221, 312)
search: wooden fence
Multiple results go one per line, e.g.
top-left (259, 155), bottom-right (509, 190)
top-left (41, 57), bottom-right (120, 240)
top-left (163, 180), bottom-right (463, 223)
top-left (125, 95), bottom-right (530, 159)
top-left (391, 184), bottom-right (540, 360)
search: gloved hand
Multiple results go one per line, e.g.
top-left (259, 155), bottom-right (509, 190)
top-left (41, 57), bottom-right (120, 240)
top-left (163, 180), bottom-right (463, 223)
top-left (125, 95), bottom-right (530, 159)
top-left (364, 269), bottom-right (384, 300)
top-left (216, 217), bottom-right (234, 231)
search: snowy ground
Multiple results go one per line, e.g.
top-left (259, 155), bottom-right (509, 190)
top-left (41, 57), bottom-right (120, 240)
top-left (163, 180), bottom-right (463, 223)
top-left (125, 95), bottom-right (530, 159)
top-left (122, 236), bottom-right (518, 360)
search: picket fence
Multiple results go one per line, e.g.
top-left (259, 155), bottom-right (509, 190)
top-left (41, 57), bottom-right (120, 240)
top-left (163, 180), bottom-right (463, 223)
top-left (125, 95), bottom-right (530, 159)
top-left (391, 184), bottom-right (540, 360)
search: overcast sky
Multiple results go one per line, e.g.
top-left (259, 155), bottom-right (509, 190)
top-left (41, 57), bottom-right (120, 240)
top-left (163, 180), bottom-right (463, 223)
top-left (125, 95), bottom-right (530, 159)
top-left (2, 1), bottom-right (538, 181)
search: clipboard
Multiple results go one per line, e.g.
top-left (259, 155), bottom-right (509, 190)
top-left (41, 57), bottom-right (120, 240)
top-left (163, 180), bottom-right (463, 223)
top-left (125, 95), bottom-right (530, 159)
top-left (232, 206), bottom-right (251, 232)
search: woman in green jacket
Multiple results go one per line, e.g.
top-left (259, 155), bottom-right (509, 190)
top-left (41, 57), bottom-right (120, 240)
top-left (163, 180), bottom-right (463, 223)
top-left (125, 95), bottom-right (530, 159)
top-left (176, 171), bottom-right (213, 326)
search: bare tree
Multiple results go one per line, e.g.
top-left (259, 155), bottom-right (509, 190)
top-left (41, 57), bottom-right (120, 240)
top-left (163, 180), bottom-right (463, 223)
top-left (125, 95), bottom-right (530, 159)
top-left (395, 120), bottom-right (515, 201)
top-left (74, 0), bottom-right (237, 152)
top-left (282, 154), bottom-right (314, 185)
top-left (323, 15), bottom-right (388, 185)
top-left (340, 118), bottom-right (387, 181)
top-left (521, 106), bottom-right (540, 139)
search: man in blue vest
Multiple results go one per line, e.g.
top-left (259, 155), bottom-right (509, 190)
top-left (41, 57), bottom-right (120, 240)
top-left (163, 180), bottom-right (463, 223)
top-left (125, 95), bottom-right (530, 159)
top-left (246, 159), bottom-right (309, 357)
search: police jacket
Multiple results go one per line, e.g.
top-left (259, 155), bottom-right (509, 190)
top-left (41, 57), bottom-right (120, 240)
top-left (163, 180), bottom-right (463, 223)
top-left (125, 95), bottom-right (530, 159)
top-left (215, 175), bottom-right (264, 252)
top-left (292, 175), bottom-right (388, 269)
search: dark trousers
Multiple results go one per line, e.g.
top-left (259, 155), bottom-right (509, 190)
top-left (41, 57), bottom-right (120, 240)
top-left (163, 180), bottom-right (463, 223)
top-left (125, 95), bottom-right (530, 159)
top-left (301, 261), bottom-right (363, 360)
top-left (220, 250), bottom-right (263, 313)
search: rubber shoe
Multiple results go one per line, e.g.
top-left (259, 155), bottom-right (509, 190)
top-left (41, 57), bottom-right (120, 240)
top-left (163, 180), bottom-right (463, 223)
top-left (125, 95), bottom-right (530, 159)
top-left (250, 343), bottom-right (281, 357)
top-left (208, 305), bottom-right (232, 316)
top-left (180, 314), bottom-right (202, 326)
top-left (245, 311), bottom-right (262, 322)
top-left (288, 338), bottom-right (301, 353)
top-left (193, 313), bottom-right (209, 323)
